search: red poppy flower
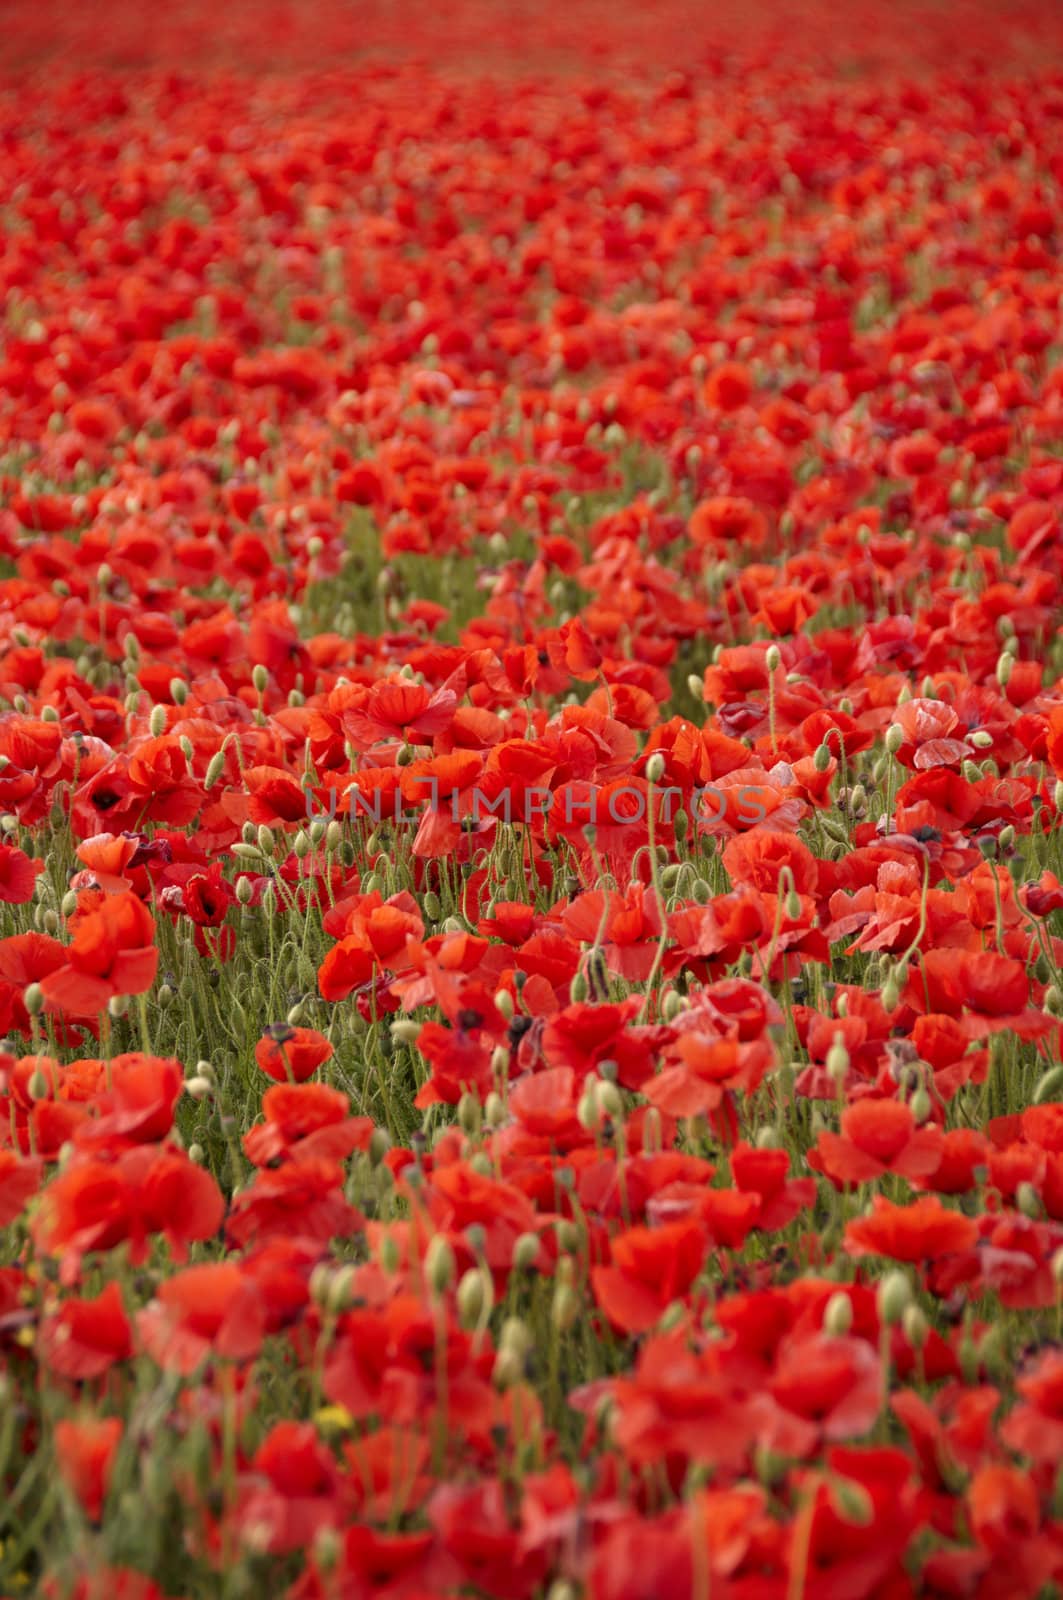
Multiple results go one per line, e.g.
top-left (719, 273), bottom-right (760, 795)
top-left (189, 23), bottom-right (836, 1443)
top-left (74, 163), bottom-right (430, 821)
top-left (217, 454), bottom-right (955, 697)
top-left (808, 1099), bottom-right (943, 1189)
top-left (54, 1416), bottom-right (122, 1522)
top-left (39, 891), bottom-right (158, 1016)
top-left (39, 1281), bottom-right (133, 1379)
top-left (591, 1218), bottom-right (707, 1335)
top-left (254, 1026), bottom-right (333, 1084)
top-left (845, 1195), bottom-right (978, 1263)
top-left (137, 1262), bottom-right (265, 1374)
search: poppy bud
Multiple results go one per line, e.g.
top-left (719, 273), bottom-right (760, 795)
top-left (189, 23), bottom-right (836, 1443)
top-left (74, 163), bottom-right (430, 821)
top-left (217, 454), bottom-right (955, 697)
top-left (457, 1267), bottom-right (488, 1327)
top-left (1056, 781), bottom-right (1063, 815)
top-left (963, 762), bottom-right (984, 784)
top-left (204, 751), bottom-right (226, 789)
top-left (1034, 1064), bottom-right (1063, 1103)
top-left (27, 1064), bottom-right (51, 1101)
top-left (823, 1291), bottom-right (853, 1336)
top-left (458, 1092), bottom-right (482, 1138)
top-left (877, 1270), bottom-right (911, 1325)
top-left (252, 664), bottom-right (269, 694)
top-left (645, 752), bottom-right (666, 785)
top-left (500, 1316), bottom-right (532, 1358)
top-left (187, 1143), bottom-right (204, 1165)
top-left (753, 1445), bottom-right (788, 1487)
top-left (255, 826), bottom-right (276, 856)
top-left (968, 729), bottom-right (993, 749)
top-left (661, 989), bottom-right (682, 1021)
top-left (490, 1045), bottom-right (508, 1081)
top-left (691, 877), bottom-right (711, 904)
top-left (1051, 1247), bottom-right (1063, 1285)
top-left (293, 830), bottom-right (311, 859)
top-left (313, 1528), bottom-right (342, 1577)
top-left (1016, 1181), bottom-right (1042, 1219)
top-left (492, 1347), bottom-right (523, 1390)
top-left (422, 890), bottom-right (441, 921)
top-left (577, 1087), bottom-right (601, 1134)
top-left (184, 1075), bottom-right (213, 1101)
top-left (569, 969), bottom-right (589, 1004)
top-left (902, 1304), bottom-right (929, 1350)
top-left (546, 1583), bottom-right (577, 1600)
top-left (390, 1019), bottom-right (421, 1045)
top-left (596, 1079), bottom-right (623, 1121)
top-left (378, 1235), bottom-right (401, 1273)
top-left (826, 1036), bottom-right (849, 1082)
top-left (325, 820), bottom-right (343, 853)
top-left (909, 1085), bottom-right (932, 1124)
top-left (552, 1283), bottom-right (579, 1332)
top-left (812, 742), bottom-right (833, 773)
top-left (368, 1128), bottom-right (390, 1167)
top-left (999, 824), bottom-right (1015, 851)
top-left (108, 994), bottom-right (130, 1019)
top-left (468, 1151), bottom-right (493, 1178)
top-left (327, 1266), bottom-right (357, 1315)
top-left (23, 982), bottom-right (44, 1018)
top-left (512, 1232), bottom-right (540, 1271)
top-left (885, 723), bottom-right (904, 755)
top-left (881, 973), bottom-right (900, 1013)
top-left (493, 988), bottom-right (514, 1023)
top-left (829, 1477), bottom-right (874, 1527)
top-left (785, 887), bottom-right (801, 919)
top-left (686, 673), bottom-right (704, 699)
top-left (765, 645), bottom-right (781, 673)
top-left (484, 1092), bottom-right (506, 1128)
top-left (309, 1264), bottom-right (332, 1307)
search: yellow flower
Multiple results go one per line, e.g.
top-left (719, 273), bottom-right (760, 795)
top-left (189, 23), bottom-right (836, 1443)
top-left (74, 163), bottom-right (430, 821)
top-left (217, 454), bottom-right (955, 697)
top-left (313, 1404), bottom-right (353, 1434)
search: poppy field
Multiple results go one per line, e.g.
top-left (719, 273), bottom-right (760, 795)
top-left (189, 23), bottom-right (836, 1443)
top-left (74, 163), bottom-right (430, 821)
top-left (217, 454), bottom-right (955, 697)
top-left (7, 0), bottom-right (1063, 1594)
